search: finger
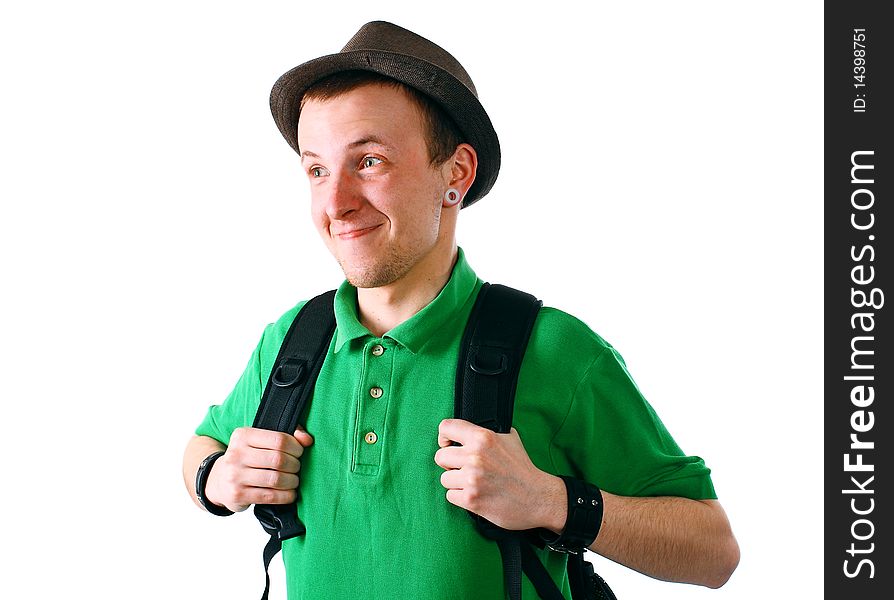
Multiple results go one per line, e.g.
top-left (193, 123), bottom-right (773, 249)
top-left (445, 488), bottom-right (469, 510)
top-left (243, 486), bottom-right (298, 506)
top-left (437, 424), bottom-right (453, 449)
top-left (439, 468), bottom-right (466, 490)
top-left (434, 446), bottom-right (468, 470)
top-left (293, 426), bottom-right (315, 448)
top-left (438, 418), bottom-right (486, 447)
top-left (241, 447), bottom-right (301, 474)
top-left (241, 467), bottom-right (300, 491)
top-left (236, 427), bottom-right (304, 459)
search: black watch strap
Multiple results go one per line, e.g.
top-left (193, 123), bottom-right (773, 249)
top-left (196, 451), bottom-right (235, 517)
top-left (540, 476), bottom-right (603, 553)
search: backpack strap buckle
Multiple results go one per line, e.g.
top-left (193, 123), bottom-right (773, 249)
top-left (254, 504), bottom-right (307, 541)
top-left (469, 348), bottom-right (508, 376)
top-left (271, 358), bottom-right (306, 388)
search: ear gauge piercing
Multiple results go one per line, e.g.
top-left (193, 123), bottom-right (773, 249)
top-left (444, 188), bottom-right (462, 206)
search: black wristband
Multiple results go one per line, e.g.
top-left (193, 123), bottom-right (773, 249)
top-left (196, 451), bottom-right (235, 517)
top-left (540, 476), bottom-right (603, 554)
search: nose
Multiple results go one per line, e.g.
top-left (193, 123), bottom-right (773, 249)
top-left (321, 169), bottom-right (363, 221)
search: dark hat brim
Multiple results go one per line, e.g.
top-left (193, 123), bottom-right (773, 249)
top-left (270, 49), bottom-right (500, 208)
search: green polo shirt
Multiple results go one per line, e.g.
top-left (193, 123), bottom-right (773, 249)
top-left (196, 248), bottom-right (715, 599)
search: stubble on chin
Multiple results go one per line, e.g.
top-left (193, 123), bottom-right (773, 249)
top-left (338, 250), bottom-right (413, 289)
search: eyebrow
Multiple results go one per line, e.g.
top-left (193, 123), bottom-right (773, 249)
top-left (301, 136), bottom-right (395, 161)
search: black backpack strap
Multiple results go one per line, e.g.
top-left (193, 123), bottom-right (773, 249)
top-left (456, 283), bottom-right (541, 435)
top-left (456, 283), bottom-right (617, 600)
top-left (456, 283), bottom-right (545, 600)
top-left (251, 289), bottom-right (337, 600)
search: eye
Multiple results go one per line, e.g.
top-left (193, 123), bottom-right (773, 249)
top-left (309, 166), bottom-right (329, 178)
top-left (361, 156), bottom-right (383, 169)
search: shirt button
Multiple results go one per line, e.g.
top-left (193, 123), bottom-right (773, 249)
top-left (371, 344), bottom-right (385, 357)
top-left (369, 386), bottom-right (383, 399)
top-left (364, 431), bottom-right (378, 444)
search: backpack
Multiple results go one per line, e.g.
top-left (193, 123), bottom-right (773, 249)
top-left (251, 283), bottom-right (616, 600)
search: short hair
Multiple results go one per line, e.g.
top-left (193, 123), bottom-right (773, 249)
top-left (298, 70), bottom-right (465, 166)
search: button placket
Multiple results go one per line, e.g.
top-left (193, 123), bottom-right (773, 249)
top-left (353, 339), bottom-right (394, 475)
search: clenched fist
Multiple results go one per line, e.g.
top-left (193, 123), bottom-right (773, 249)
top-left (434, 419), bottom-right (566, 533)
top-left (204, 426), bottom-right (314, 513)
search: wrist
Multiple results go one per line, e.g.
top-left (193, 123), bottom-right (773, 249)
top-left (196, 451), bottom-right (235, 517)
top-left (540, 476), bottom-right (603, 553)
top-left (540, 473), bottom-right (569, 534)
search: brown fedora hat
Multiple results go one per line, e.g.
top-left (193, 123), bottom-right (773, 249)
top-left (269, 21), bottom-right (500, 208)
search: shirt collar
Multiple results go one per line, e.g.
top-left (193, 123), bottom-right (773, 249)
top-left (332, 247), bottom-right (480, 354)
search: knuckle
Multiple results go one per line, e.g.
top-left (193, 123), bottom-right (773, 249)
top-left (465, 468), bottom-right (489, 494)
top-left (276, 432), bottom-right (297, 452)
top-left (464, 480), bottom-right (481, 502)
top-left (225, 444), bottom-right (243, 461)
top-left (268, 452), bottom-right (287, 470)
top-left (258, 489), bottom-right (277, 505)
top-left (472, 429), bottom-right (493, 449)
top-left (232, 488), bottom-right (251, 505)
top-left (263, 470), bottom-right (280, 488)
top-left (229, 428), bottom-right (245, 445)
top-left (267, 433), bottom-right (286, 451)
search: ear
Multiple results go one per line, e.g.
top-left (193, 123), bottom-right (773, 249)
top-left (443, 143), bottom-right (478, 206)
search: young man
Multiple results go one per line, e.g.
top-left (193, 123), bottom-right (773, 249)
top-left (183, 21), bottom-right (739, 599)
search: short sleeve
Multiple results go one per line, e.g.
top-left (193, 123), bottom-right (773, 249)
top-left (194, 324), bottom-right (271, 445)
top-left (553, 346), bottom-right (717, 500)
top-left (193, 301), bottom-right (307, 446)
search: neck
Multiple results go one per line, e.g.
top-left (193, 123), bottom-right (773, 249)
top-left (357, 241), bottom-right (458, 337)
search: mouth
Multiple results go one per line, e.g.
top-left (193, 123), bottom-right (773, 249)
top-left (334, 224), bottom-right (382, 240)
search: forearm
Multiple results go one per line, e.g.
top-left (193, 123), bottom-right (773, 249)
top-left (182, 434), bottom-right (226, 510)
top-left (590, 494), bottom-right (739, 588)
top-left (538, 476), bottom-right (738, 588)
top-left (434, 424), bottom-right (739, 587)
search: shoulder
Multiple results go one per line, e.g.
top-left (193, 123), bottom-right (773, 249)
top-left (520, 305), bottom-right (615, 393)
top-left (530, 306), bottom-right (613, 360)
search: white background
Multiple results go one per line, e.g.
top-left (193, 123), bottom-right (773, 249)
top-left (0, 1), bottom-right (822, 598)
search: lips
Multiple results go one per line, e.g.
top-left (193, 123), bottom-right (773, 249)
top-left (333, 224), bottom-right (382, 240)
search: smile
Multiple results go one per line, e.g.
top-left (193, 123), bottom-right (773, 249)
top-left (335, 224), bottom-right (382, 240)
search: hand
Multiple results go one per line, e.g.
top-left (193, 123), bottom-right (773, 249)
top-left (434, 419), bottom-right (566, 532)
top-left (204, 426), bottom-right (314, 513)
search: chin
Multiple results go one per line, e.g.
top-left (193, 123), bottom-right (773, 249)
top-left (340, 257), bottom-right (411, 289)
top-left (345, 270), bottom-right (397, 289)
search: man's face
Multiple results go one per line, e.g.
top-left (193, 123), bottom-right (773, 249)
top-left (297, 83), bottom-right (451, 289)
